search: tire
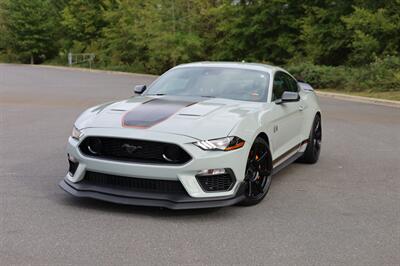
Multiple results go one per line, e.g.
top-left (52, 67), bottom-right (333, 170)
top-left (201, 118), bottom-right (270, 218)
top-left (297, 114), bottom-right (322, 164)
top-left (239, 137), bottom-right (273, 206)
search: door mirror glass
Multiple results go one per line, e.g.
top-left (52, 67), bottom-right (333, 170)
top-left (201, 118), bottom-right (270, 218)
top-left (276, 91), bottom-right (300, 104)
top-left (134, 85), bottom-right (147, 95)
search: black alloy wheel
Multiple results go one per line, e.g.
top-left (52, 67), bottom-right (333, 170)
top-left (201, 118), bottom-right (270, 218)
top-left (298, 114), bottom-right (322, 164)
top-left (240, 137), bottom-right (272, 206)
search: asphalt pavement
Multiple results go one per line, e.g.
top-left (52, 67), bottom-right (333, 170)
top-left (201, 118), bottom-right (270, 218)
top-left (0, 64), bottom-right (399, 265)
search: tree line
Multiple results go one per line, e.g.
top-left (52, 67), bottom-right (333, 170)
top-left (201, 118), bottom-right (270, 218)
top-left (0, 0), bottom-right (399, 91)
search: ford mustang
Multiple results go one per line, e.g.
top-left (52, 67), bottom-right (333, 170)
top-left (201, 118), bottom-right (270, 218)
top-left (60, 62), bottom-right (322, 209)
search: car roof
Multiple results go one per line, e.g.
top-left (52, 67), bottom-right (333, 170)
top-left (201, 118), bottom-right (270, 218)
top-left (174, 61), bottom-right (284, 74)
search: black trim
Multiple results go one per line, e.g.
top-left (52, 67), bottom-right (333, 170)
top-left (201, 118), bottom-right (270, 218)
top-left (272, 139), bottom-right (308, 166)
top-left (272, 152), bottom-right (303, 175)
top-left (59, 178), bottom-right (246, 210)
top-left (195, 169), bottom-right (236, 192)
top-left (81, 171), bottom-right (187, 194)
top-left (79, 137), bottom-right (192, 165)
top-left (68, 157), bottom-right (78, 176)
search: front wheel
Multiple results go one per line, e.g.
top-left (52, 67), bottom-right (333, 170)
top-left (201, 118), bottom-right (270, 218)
top-left (239, 137), bottom-right (273, 206)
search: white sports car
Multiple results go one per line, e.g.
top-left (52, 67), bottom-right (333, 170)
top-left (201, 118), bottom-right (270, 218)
top-left (60, 62), bottom-right (322, 209)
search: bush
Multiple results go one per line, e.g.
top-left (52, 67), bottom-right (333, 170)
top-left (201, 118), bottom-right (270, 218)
top-left (287, 56), bottom-right (400, 92)
top-left (286, 63), bottom-right (348, 90)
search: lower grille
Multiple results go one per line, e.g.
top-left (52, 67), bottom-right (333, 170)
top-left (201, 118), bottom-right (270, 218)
top-left (80, 171), bottom-right (187, 194)
top-left (196, 173), bottom-right (235, 192)
top-left (79, 137), bottom-right (191, 165)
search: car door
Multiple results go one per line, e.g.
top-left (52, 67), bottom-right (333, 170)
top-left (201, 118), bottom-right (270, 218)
top-left (270, 71), bottom-right (305, 162)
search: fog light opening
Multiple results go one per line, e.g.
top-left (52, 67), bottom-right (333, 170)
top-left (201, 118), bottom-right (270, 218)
top-left (198, 168), bottom-right (227, 176)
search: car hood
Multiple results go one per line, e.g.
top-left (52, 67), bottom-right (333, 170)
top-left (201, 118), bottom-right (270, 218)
top-left (76, 96), bottom-right (262, 140)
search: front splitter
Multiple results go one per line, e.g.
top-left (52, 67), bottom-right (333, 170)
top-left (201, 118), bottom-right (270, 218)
top-left (59, 178), bottom-right (246, 210)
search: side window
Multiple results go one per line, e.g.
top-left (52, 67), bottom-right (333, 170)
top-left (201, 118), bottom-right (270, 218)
top-left (272, 72), bottom-right (285, 101)
top-left (282, 73), bottom-right (298, 92)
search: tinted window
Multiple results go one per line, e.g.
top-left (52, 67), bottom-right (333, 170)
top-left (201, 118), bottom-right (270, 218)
top-left (272, 71), bottom-right (298, 101)
top-left (272, 72), bottom-right (285, 101)
top-left (282, 73), bottom-right (298, 92)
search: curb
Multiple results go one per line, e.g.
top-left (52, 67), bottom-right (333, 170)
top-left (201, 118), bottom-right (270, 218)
top-left (28, 64), bottom-right (158, 78)
top-left (316, 91), bottom-right (400, 108)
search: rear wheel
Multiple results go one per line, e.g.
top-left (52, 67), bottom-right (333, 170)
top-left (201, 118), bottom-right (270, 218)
top-left (239, 137), bottom-right (272, 206)
top-left (298, 114), bottom-right (322, 164)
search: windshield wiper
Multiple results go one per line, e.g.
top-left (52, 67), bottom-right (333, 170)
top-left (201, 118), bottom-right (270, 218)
top-left (147, 93), bottom-right (166, 96)
top-left (200, 95), bottom-right (216, 98)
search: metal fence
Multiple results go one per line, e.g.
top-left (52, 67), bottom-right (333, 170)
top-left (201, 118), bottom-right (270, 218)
top-left (68, 52), bottom-right (95, 68)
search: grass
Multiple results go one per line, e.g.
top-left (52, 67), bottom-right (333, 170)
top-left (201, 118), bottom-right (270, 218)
top-left (319, 89), bottom-right (400, 101)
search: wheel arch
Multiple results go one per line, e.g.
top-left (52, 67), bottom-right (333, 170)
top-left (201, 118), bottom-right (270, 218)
top-left (253, 132), bottom-right (273, 172)
top-left (255, 132), bottom-right (270, 147)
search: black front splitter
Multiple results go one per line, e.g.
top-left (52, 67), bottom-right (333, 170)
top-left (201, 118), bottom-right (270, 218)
top-left (59, 178), bottom-right (246, 210)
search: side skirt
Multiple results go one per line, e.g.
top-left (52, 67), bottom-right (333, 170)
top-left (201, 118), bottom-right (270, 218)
top-left (271, 152), bottom-right (303, 176)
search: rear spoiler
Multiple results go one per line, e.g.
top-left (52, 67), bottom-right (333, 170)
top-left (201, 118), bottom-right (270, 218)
top-left (298, 81), bottom-right (314, 92)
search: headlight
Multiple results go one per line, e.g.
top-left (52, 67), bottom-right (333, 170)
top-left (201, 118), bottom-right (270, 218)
top-left (71, 126), bottom-right (82, 140)
top-left (193, 136), bottom-right (245, 151)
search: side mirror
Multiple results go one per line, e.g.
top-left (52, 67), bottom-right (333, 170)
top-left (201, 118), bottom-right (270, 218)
top-left (276, 91), bottom-right (300, 104)
top-left (134, 85), bottom-right (147, 95)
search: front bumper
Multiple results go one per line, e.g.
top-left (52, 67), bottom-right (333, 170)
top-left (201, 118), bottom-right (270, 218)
top-left (59, 178), bottom-right (246, 210)
top-left (61, 127), bottom-right (250, 208)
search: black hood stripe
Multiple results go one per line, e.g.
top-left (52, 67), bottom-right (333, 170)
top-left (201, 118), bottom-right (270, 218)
top-left (122, 97), bottom-right (198, 128)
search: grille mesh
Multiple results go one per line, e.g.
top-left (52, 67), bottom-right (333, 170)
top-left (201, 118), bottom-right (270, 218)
top-left (196, 174), bottom-right (235, 192)
top-left (80, 171), bottom-right (187, 194)
top-left (79, 137), bottom-right (191, 164)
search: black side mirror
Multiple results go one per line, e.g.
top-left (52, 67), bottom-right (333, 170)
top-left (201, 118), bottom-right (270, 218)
top-left (134, 85), bottom-right (147, 95)
top-left (276, 91), bottom-right (300, 104)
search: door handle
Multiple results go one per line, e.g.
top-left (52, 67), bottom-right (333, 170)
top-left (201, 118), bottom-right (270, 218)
top-left (299, 104), bottom-right (305, 111)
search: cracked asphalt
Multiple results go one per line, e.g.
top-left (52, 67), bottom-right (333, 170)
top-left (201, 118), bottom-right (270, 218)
top-left (0, 64), bottom-right (399, 265)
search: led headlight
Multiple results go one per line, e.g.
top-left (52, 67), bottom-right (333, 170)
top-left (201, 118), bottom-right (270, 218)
top-left (71, 126), bottom-right (82, 140)
top-left (194, 136), bottom-right (245, 151)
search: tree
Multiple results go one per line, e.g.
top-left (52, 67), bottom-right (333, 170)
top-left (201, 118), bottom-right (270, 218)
top-left (100, 0), bottom-right (150, 71)
top-left (212, 0), bottom-right (304, 65)
top-left (143, 0), bottom-right (207, 73)
top-left (1, 0), bottom-right (58, 64)
top-left (101, 0), bottom-right (212, 74)
top-left (342, 1), bottom-right (400, 65)
top-left (61, 0), bottom-right (107, 52)
top-left (300, 0), bottom-right (354, 66)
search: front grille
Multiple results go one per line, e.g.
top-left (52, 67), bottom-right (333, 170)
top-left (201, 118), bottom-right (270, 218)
top-left (196, 173), bottom-right (235, 192)
top-left (80, 171), bottom-right (187, 194)
top-left (79, 137), bottom-right (191, 165)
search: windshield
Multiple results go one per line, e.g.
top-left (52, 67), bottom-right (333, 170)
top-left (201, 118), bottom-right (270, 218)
top-left (146, 67), bottom-right (270, 102)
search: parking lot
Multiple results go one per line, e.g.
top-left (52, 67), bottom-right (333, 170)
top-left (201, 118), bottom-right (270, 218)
top-left (0, 64), bottom-right (399, 265)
